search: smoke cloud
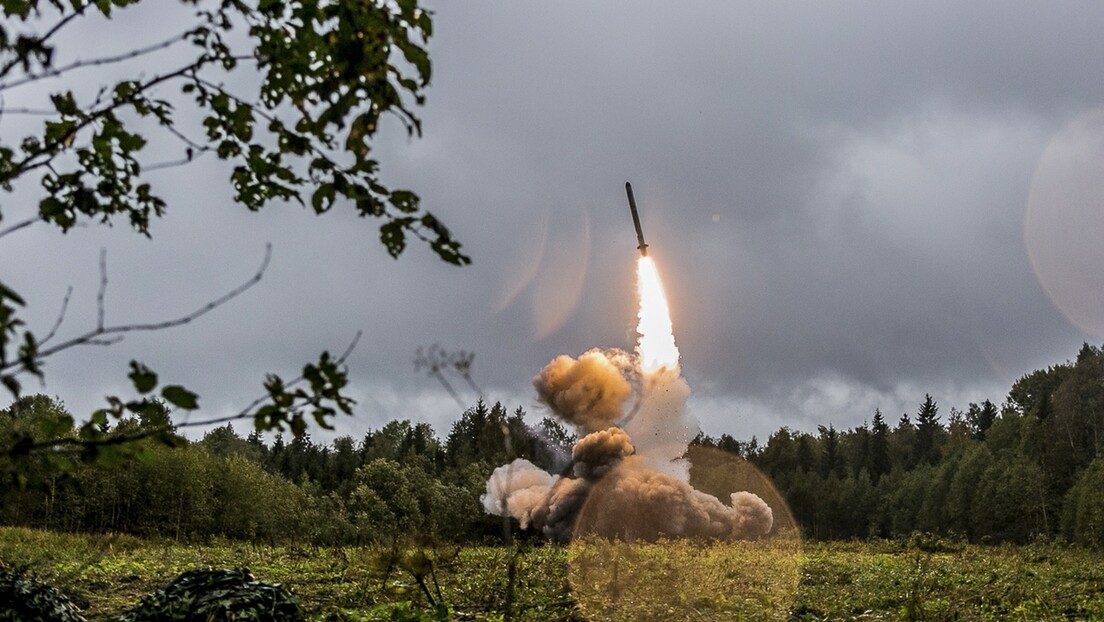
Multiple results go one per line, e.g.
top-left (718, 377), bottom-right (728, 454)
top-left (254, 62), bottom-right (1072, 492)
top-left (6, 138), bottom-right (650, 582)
top-left (481, 459), bottom-right (558, 529)
top-left (532, 349), bottom-right (634, 433)
top-left (571, 427), bottom-right (634, 478)
top-left (486, 348), bottom-right (774, 543)
top-left (575, 456), bottom-right (775, 541)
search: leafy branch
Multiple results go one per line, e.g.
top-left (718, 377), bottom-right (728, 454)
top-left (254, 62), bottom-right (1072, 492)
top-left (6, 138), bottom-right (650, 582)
top-left (3, 328), bottom-right (361, 473)
top-left (0, 0), bottom-right (467, 474)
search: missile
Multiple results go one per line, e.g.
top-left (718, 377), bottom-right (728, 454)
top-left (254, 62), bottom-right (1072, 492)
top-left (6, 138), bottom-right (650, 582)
top-left (624, 182), bottom-right (649, 256)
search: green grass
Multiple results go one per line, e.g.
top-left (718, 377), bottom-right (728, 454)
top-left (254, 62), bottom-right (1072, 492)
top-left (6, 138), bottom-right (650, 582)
top-left (3, 527), bottom-right (1104, 621)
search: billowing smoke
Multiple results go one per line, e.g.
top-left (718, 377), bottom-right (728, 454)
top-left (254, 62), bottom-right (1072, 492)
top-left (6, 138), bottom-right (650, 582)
top-left (532, 349), bottom-right (634, 433)
top-left (575, 456), bottom-right (775, 541)
top-left (481, 459), bottom-right (558, 529)
top-left (483, 347), bottom-right (774, 543)
top-left (571, 426), bottom-right (633, 478)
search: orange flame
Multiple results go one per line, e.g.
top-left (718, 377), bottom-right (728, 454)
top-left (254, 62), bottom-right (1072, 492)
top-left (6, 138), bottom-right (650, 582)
top-left (636, 256), bottom-right (679, 373)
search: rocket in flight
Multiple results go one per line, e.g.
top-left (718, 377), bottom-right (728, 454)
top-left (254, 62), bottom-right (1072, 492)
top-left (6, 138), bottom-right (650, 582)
top-left (624, 182), bottom-right (649, 257)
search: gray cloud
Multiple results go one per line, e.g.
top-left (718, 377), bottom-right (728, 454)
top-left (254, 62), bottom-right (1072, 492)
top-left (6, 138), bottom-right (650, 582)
top-left (3, 1), bottom-right (1102, 443)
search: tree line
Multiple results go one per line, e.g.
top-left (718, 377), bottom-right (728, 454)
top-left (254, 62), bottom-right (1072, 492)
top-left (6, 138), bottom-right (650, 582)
top-left (704, 342), bottom-right (1104, 546)
top-left (0, 398), bottom-right (573, 545)
top-left (3, 343), bottom-right (1104, 547)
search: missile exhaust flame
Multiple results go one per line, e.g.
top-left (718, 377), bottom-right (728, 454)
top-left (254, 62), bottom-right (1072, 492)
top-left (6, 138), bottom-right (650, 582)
top-left (626, 182), bottom-right (678, 373)
top-left (636, 256), bottom-right (679, 374)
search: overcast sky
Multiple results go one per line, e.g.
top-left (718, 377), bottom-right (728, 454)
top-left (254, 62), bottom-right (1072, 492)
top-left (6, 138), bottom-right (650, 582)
top-left (4, 1), bottom-right (1104, 443)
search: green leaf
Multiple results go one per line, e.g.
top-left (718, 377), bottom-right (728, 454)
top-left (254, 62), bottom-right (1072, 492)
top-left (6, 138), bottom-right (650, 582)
top-left (311, 183), bottom-right (336, 213)
top-left (289, 413), bottom-right (306, 438)
top-left (89, 410), bottom-right (109, 429)
top-left (0, 280), bottom-right (26, 306)
top-left (312, 408), bottom-right (335, 430)
top-left (39, 413), bottom-right (75, 439)
top-left (161, 385), bottom-right (199, 410)
top-left (2, 375), bottom-right (20, 397)
top-left (380, 218), bottom-right (414, 258)
top-left (388, 189), bottom-right (419, 213)
top-left (128, 361), bottom-right (158, 394)
top-left (50, 91), bottom-right (78, 116)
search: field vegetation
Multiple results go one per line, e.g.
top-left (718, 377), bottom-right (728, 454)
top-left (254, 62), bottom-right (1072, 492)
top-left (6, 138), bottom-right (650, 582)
top-left (4, 526), bottom-right (1104, 621)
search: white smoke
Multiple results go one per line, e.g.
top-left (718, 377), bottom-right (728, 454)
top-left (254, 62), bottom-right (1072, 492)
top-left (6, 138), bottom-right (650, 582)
top-left (481, 459), bottom-right (558, 529)
top-left (483, 348), bottom-right (774, 543)
top-left (622, 366), bottom-right (694, 481)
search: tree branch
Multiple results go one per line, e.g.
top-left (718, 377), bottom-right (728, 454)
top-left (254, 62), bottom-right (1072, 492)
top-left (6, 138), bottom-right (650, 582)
top-left (96, 248), bottom-right (106, 331)
top-left (0, 32), bottom-right (188, 92)
top-left (1, 243), bottom-right (273, 372)
top-left (25, 329), bottom-right (364, 454)
top-left (0, 4), bottom-right (87, 80)
top-left (179, 329), bottom-right (363, 430)
top-left (11, 57), bottom-right (213, 178)
top-left (415, 344), bottom-right (480, 408)
top-left (38, 285), bottom-right (72, 346)
top-left (0, 216), bottom-right (40, 240)
top-left (0, 107), bottom-right (56, 115)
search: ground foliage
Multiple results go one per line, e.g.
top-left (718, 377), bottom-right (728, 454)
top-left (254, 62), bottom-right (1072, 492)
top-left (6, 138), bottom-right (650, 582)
top-left (113, 567), bottom-right (300, 622)
top-left (3, 527), bottom-right (1104, 621)
top-left (0, 562), bottom-right (87, 622)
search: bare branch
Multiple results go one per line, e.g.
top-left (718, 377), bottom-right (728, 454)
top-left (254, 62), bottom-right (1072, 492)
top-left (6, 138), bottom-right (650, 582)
top-left (336, 329), bottom-right (364, 363)
top-left (415, 344), bottom-right (469, 409)
top-left (143, 153), bottom-right (207, 173)
top-left (38, 286), bottom-right (73, 346)
top-left (2, 243), bottom-right (273, 372)
top-left (96, 248), bottom-right (107, 331)
top-left (164, 122), bottom-right (211, 154)
top-left (0, 107), bottom-right (56, 115)
top-left (26, 422), bottom-right (165, 454)
top-left (0, 216), bottom-right (39, 240)
top-left (85, 336), bottom-right (123, 347)
top-left (0, 33), bottom-right (188, 92)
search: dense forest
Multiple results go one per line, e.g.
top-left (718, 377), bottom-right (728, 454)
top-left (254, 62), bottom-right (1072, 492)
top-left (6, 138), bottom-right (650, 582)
top-left (3, 343), bottom-right (1104, 548)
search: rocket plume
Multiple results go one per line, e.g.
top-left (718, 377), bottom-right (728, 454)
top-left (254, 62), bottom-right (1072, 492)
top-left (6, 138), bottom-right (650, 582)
top-left (483, 215), bottom-right (773, 543)
top-left (635, 256), bottom-right (679, 373)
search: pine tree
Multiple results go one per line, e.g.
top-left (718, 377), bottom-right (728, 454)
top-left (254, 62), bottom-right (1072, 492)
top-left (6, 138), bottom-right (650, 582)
top-left (869, 410), bottom-right (891, 483)
top-left (915, 394), bottom-right (943, 466)
top-left (966, 399), bottom-right (998, 441)
top-left (818, 424), bottom-right (842, 477)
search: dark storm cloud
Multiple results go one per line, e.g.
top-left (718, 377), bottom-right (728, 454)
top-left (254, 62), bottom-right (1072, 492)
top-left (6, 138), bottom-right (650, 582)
top-left (375, 1), bottom-right (1104, 432)
top-left (4, 1), bottom-right (1103, 442)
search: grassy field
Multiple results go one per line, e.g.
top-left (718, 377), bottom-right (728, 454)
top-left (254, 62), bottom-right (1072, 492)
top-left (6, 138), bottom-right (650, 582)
top-left (2, 526), bottom-right (1104, 621)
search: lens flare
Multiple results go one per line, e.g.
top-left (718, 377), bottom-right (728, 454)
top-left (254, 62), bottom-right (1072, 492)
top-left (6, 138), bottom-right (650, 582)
top-left (635, 256), bottom-right (679, 373)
